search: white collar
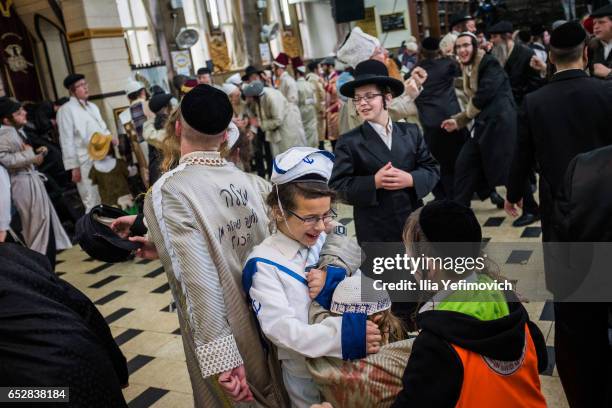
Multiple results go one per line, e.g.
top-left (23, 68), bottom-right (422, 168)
top-left (92, 156), bottom-right (117, 173)
top-left (269, 230), bottom-right (306, 260)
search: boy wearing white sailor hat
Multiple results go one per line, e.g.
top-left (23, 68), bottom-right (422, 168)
top-left (243, 147), bottom-right (382, 408)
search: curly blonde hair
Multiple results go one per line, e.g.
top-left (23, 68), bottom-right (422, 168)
top-left (160, 107), bottom-right (181, 174)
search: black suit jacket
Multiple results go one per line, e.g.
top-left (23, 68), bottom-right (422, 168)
top-left (507, 69), bottom-right (612, 241)
top-left (329, 121), bottom-right (439, 244)
top-left (415, 57), bottom-right (462, 128)
top-left (504, 43), bottom-right (543, 106)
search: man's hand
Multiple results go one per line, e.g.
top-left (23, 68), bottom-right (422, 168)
top-left (32, 154), bottom-right (44, 166)
top-left (366, 320), bottom-right (382, 354)
top-left (218, 365), bottom-right (254, 402)
top-left (593, 63), bottom-right (612, 79)
top-left (111, 215), bottom-right (138, 239)
top-left (410, 66), bottom-right (428, 86)
top-left (404, 78), bottom-right (421, 100)
top-left (374, 162), bottom-right (394, 189)
top-left (441, 118), bottom-right (458, 132)
top-left (307, 268), bottom-right (327, 299)
top-left (0, 230), bottom-right (6, 243)
top-left (381, 167), bottom-right (413, 190)
top-left (128, 236), bottom-right (159, 260)
top-left (504, 199), bottom-right (523, 218)
top-left (71, 168), bottom-right (81, 183)
top-left (35, 146), bottom-right (48, 155)
top-left (529, 56), bottom-right (547, 72)
top-left (311, 403), bottom-right (334, 408)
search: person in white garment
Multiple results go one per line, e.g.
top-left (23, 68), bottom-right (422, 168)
top-left (273, 52), bottom-right (299, 105)
top-left (0, 162), bottom-right (11, 243)
top-left (243, 147), bottom-right (382, 408)
top-left (293, 57), bottom-right (319, 148)
top-left (56, 73), bottom-right (109, 212)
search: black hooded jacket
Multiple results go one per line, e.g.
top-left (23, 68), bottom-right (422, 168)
top-left (392, 293), bottom-right (547, 407)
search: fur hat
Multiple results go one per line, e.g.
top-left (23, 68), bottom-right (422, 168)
top-left (148, 93), bottom-right (173, 113)
top-left (488, 20), bottom-right (513, 34)
top-left (180, 84), bottom-right (233, 135)
top-left (421, 37), bottom-right (440, 51)
top-left (330, 276), bottom-right (391, 316)
top-left (339, 59), bottom-right (404, 98)
top-left (337, 27), bottom-right (381, 68)
top-left (273, 52), bottom-right (290, 68)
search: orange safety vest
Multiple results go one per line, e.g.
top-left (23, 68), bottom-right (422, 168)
top-left (452, 323), bottom-right (547, 408)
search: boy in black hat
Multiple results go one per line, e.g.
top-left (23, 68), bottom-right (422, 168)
top-left (506, 21), bottom-right (612, 407)
top-left (414, 37), bottom-right (467, 200)
top-left (329, 59), bottom-right (439, 245)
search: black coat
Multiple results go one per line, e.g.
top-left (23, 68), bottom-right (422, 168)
top-left (0, 244), bottom-right (128, 407)
top-left (588, 38), bottom-right (612, 78)
top-left (329, 122), bottom-right (439, 244)
top-left (469, 53), bottom-right (517, 188)
top-left (415, 57), bottom-right (462, 128)
top-left (504, 43), bottom-right (543, 105)
top-left (507, 69), bottom-right (612, 241)
top-left (415, 58), bottom-right (467, 176)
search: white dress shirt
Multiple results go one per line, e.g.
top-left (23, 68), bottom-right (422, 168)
top-left (247, 230), bottom-right (347, 378)
top-left (367, 118), bottom-right (393, 150)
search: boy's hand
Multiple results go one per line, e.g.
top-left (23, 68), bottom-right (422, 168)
top-left (218, 365), bottom-right (254, 402)
top-left (307, 268), bottom-right (327, 299)
top-left (366, 320), bottom-right (382, 354)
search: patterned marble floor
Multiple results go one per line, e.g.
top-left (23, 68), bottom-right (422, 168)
top-left (55, 188), bottom-right (568, 407)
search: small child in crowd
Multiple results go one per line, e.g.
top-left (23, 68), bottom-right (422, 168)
top-left (87, 132), bottom-right (134, 211)
top-left (391, 200), bottom-right (548, 408)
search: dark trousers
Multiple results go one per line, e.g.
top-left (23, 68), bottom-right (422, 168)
top-left (553, 302), bottom-right (611, 407)
top-left (253, 129), bottom-right (272, 179)
top-left (454, 138), bottom-right (539, 214)
top-left (46, 221), bottom-right (56, 270)
top-left (423, 126), bottom-right (467, 200)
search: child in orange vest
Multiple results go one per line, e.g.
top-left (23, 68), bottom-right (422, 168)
top-left (392, 200), bottom-right (548, 408)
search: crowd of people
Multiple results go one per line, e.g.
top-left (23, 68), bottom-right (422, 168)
top-left (1, 3), bottom-right (612, 408)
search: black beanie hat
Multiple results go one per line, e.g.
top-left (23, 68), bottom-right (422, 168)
top-left (63, 73), bottom-right (85, 89)
top-left (419, 200), bottom-right (482, 243)
top-left (180, 84), bottom-right (233, 135)
top-left (419, 200), bottom-right (482, 260)
top-left (550, 21), bottom-right (587, 48)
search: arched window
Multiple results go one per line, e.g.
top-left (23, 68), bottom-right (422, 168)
top-left (34, 14), bottom-right (73, 99)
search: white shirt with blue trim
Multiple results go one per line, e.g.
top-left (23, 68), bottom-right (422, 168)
top-left (245, 230), bottom-right (347, 378)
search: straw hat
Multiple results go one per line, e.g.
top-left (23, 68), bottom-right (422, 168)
top-left (87, 132), bottom-right (113, 161)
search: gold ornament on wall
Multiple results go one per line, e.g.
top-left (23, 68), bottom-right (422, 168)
top-left (281, 31), bottom-right (300, 60)
top-left (207, 32), bottom-right (231, 73)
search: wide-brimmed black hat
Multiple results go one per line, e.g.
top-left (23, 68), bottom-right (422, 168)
top-left (148, 92), bottom-right (173, 113)
top-left (75, 205), bottom-right (141, 263)
top-left (0, 96), bottom-right (21, 118)
top-left (422, 37), bottom-right (440, 51)
top-left (591, 3), bottom-right (612, 18)
top-left (488, 20), bottom-right (513, 34)
top-left (241, 65), bottom-right (264, 81)
top-left (339, 60), bottom-right (404, 99)
top-left (450, 13), bottom-right (474, 28)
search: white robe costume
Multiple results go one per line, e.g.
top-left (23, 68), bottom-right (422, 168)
top-left (56, 96), bottom-right (108, 211)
